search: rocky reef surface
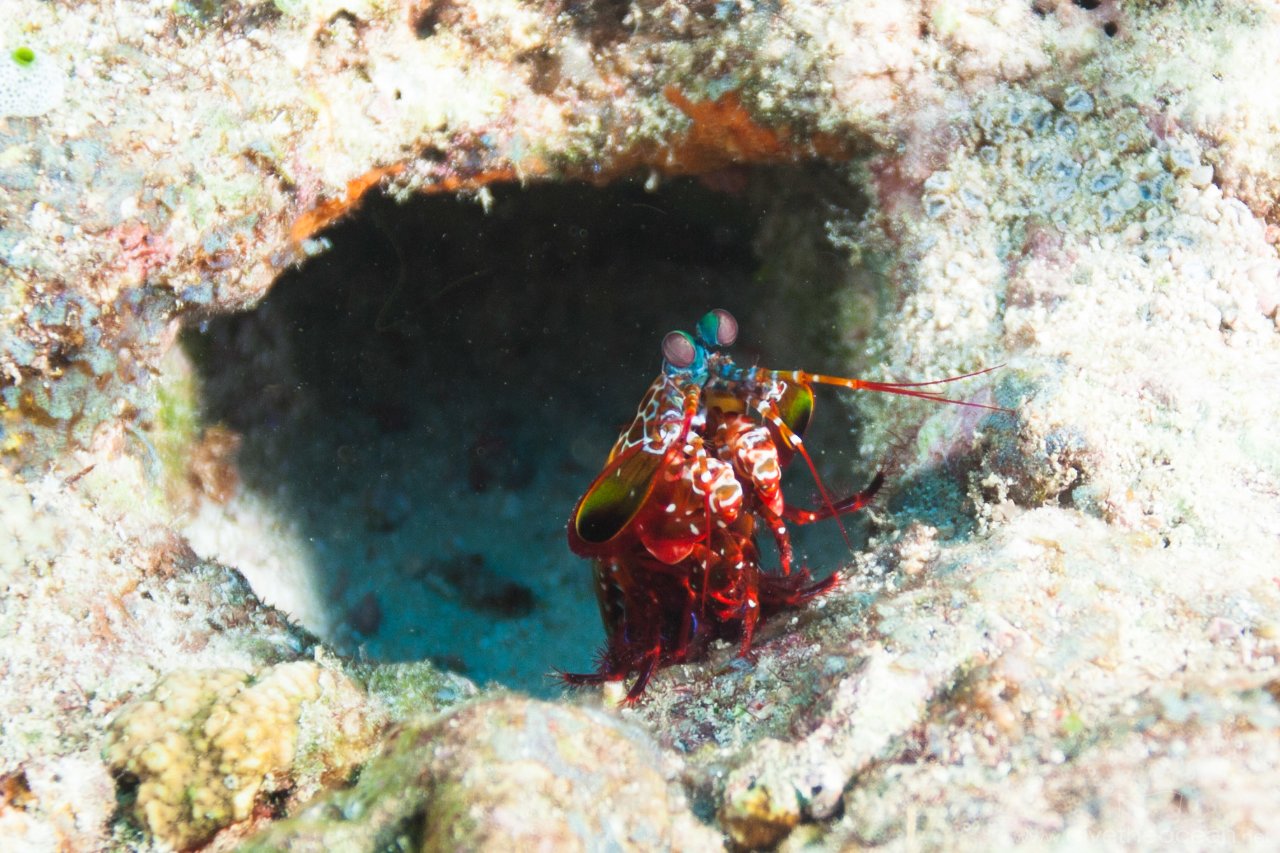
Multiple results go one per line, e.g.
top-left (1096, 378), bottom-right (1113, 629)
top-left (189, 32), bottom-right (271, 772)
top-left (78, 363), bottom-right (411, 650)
top-left (2, 0), bottom-right (1279, 849)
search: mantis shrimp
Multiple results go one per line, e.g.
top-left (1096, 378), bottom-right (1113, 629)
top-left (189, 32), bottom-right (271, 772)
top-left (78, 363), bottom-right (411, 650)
top-left (562, 309), bottom-right (1005, 702)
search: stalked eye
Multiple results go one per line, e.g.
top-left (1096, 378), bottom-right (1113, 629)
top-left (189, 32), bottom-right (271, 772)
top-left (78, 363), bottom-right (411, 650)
top-left (697, 308), bottom-right (738, 348)
top-left (662, 331), bottom-right (697, 368)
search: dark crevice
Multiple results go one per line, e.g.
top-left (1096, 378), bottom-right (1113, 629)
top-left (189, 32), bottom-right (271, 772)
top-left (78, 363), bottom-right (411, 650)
top-left (185, 168), bottom-right (876, 694)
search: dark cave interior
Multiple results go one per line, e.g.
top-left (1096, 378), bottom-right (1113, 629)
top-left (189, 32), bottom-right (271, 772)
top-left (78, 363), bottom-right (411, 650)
top-left (186, 167), bottom-right (885, 694)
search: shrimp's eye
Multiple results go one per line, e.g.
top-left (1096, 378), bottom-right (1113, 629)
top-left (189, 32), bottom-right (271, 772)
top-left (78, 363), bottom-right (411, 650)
top-left (697, 308), bottom-right (737, 348)
top-left (662, 331), bottom-right (697, 369)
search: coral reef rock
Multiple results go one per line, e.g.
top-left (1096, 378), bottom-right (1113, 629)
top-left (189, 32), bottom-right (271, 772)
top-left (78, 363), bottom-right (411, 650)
top-left (0, 454), bottom-right (316, 849)
top-left (1, 0), bottom-right (1279, 848)
top-left (243, 696), bottom-right (722, 852)
top-left (105, 661), bottom-right (375, 849)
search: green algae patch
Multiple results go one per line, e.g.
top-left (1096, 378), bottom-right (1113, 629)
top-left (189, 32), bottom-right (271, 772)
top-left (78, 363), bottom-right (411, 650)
top-left (151, 345), bottom-right (203, 487)
top-left (357, 659), bottom-right (478, 721)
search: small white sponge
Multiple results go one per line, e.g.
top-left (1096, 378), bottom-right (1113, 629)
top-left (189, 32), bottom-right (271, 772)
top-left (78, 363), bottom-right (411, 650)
top-left (0, 47), bottom-right (65, 118)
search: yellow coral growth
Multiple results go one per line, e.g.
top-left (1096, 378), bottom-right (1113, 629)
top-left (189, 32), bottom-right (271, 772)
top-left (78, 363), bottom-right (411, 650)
top-left (106, 662), bottom-right (330, 849)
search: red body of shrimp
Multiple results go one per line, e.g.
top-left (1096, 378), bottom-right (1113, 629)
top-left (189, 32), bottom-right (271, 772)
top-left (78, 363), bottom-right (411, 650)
top-left (562, 309), bottom-right (1005, 703)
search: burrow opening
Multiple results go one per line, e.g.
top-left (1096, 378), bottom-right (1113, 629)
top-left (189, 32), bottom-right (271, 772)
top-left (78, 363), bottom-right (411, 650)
top-left (183, 166), bottom-right (884, 695)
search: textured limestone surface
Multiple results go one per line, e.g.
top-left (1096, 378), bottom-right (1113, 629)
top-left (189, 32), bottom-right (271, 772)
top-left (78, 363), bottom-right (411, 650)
top-left (0, 443), bottom-right (473, 849)
top-left (1, 0), bottom-right (1279, 850)
top-left (0, 451), bottom-right (310, 850)
top-left (242, 696), bottom-right (722, 851)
